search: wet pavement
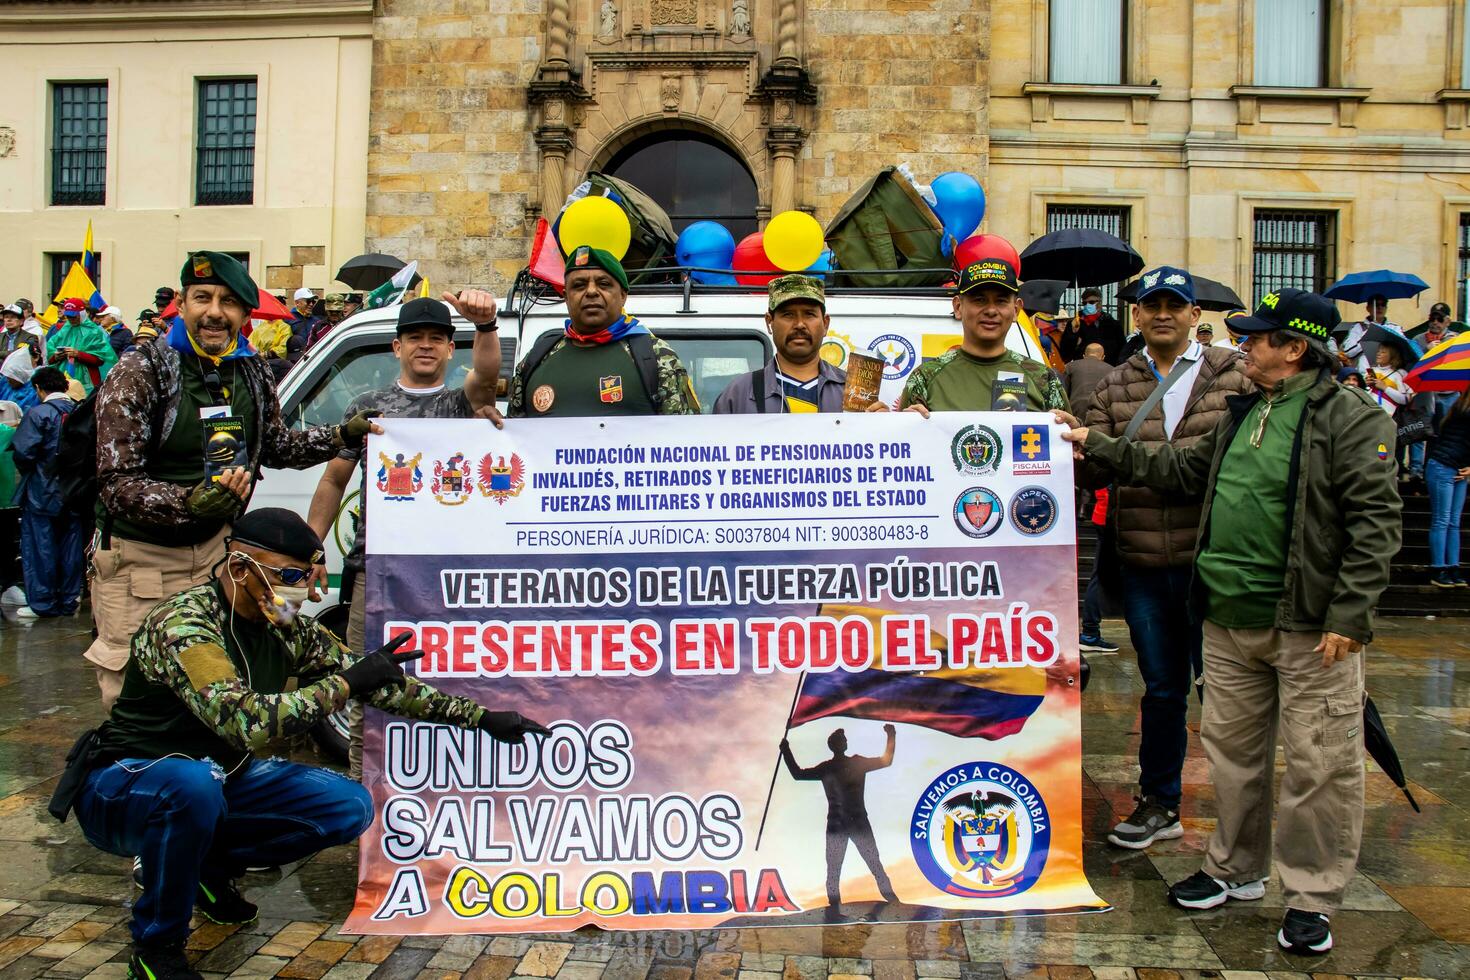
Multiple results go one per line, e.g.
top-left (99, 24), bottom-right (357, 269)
top-left (0, 611), bottom-right (1466, 979)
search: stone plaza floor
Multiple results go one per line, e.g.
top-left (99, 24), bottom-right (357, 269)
top-left (0, 612), bottom-right (1465, 980)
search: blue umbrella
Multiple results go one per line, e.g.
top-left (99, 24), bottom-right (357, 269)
top-left (1323, 270), bottom-right (1430, 304)
top-left (1362, 323), bottom-right (1422, 370)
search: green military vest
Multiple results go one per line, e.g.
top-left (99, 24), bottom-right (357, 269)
top-left (522, 339), bottom-right (656, 417)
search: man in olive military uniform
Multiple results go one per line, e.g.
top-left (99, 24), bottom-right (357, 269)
top-left (885, 258), bottom-right (1067, 415)
top-left (88, 251), bottom-right (380, 709)
top-left (60, 509), bottom-right (549, 980)
top-left (507, 246), bottom-right (699, 417)
top-left (306, 293), bottom-right (348, 349)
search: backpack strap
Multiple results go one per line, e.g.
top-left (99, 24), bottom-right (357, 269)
top-left (624, 333), bottom-right (661, 405)
top-left (519, 331), bottom-right (566, 388)
top-left (751, 366), bottom-right (772, 414)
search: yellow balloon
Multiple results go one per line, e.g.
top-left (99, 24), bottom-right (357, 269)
top-left (559, 196), bottom-right (632, 260)
top-left (763, 210), bottom-right (825, 272)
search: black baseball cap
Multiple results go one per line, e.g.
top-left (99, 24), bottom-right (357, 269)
top-left (396, 296), bottom-right (454, 336)
top-left (956, 258), bottom-right (1020, 295)
top-left (1430, 302), bottom-right (1452, 318)
top-left (1227, 287), bottom-right (1340, 341)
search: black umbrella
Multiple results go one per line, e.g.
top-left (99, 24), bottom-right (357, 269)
top-left (335, 253), bottom-right (421, 292)
top-left (1363, 696), bottom-right (1420, 812)
top-left (1019, 228), bottom-right (1144, 287)
top-left (1116, 275), bottom-right (1245, 313)
top-left (1019, 279), bottom-right (1068, 316)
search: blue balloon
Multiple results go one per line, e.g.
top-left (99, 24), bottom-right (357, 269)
top-left (804, 248), bottom-right (834, 281)
top-left (677, 221), bottom-right (737, 284)
top-left (931, 172), bottom-right (985, 242)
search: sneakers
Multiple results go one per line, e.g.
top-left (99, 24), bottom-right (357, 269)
top-left (1168, 869), bottom-right (1267, 910)
top-left (1079, 632), bottom-right (1120, 653)
top-left (13, 606), bottom-right (38, 621)
top-left (1278, 908), bottom-right (1333, 955)
top-left (1431, 568), bottom-right (1457, 589)
top-left (196, 875), bottom-right (258, 925)
top-left (1108, 795), bottom-right (1182, 849)
top-left (128, 944), bottom-right (202, 980)
top-left (132, 856), bottom-right (144, 890)
top-left (1451, 568), bottom-right (1468, 587)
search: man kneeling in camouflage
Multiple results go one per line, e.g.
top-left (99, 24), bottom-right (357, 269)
top-left (54, 508), bottom-right (549, 980)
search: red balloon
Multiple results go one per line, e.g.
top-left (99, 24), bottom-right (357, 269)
top-left (955, 234), bottom-right (1020, 274)
top-left (732, 232), bottom-right (780, 287)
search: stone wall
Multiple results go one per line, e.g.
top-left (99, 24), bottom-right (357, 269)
top-left (367, 0), bottom-right (544, 289)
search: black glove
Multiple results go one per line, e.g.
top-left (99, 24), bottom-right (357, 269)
top-left (476, 710), bottom-right (552, 745)
top-left (338, 410), bottom-right (382, 450)
top-left (340, 632), bottom-right (424, 697)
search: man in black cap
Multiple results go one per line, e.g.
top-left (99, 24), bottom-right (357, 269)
top-left (57, 508), bottom-right (549, 980)
top-left (307, 289), bottom-right (503, 777)
top-left (88, 251), bottom-right (381, 710)
top-left (508, 246), bottom-right (699, 416)
top-left (877, 258), bottom-right (1066, 414)
top-left (1060, 287), bottom-right (1400, 957)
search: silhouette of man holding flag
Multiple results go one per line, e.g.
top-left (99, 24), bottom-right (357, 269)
top-left (780, 724), bottom-right (899, 913)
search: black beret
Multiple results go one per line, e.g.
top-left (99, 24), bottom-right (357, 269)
top-left (228, 508), bottom-right (325, 565)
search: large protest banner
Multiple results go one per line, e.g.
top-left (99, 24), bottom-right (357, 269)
top-left (346, 413), bottom-right (1106, 934)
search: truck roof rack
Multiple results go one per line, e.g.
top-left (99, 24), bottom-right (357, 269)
top-left (507, 265), bottom-right (959, 322)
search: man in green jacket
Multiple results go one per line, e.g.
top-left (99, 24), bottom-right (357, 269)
top-left (1059, 288), bottom-right (1400, 958)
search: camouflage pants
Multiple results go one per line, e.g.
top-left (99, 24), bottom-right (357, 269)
top-left (85, 527), bottom-right (229, 710)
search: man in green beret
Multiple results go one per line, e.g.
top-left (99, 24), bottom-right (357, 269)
top-left (87, 250), bottom-right (381, 709)
top-left (507, 246), bottom-right (699, 417)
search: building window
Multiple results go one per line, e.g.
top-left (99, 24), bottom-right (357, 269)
top-left (1049, 0), bottom-right (1124, 85)
top-left (604, 132), bottom-right (759, 239)
top-left (1252, 209), bottom-right (1336, 304)
top-left (50, 82), bottom-right (107, 206)
top-left (1045, 204), bottom-right (1131, 318)
top-left (46, 251), bottom-right (100, 305)
top-left (196, 78), bottom-right (257, 206)
top-left (1458, 214), bottom-right (1470, 321)
top-left (1253, 0), bottom-right (1326, 87)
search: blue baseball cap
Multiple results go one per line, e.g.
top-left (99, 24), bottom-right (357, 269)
top-left (1135, 266), bottom-right (1196, 305)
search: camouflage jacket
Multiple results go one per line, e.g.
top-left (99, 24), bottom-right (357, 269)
top-left (95, 583), bottom-right (484, 768)
top-left (96, 341), bottom-right (342, 536)
top-left (507, 334), bottom-right (700, 417)
top-left (900, 348), bottom-right (1067, 414)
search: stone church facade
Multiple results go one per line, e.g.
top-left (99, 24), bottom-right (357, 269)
top-left (370, 1), bottom-right (1470, 322)
top-left (368, 0), bottom-right (988, 289)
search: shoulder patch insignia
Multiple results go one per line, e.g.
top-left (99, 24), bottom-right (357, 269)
top-left (178, 642), bottom-right (238, 691)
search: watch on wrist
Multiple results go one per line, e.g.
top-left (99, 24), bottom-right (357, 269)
top-left (473, 318), bottom-right (498, 333)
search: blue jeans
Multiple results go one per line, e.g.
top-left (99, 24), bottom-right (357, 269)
top-left (1121, 565), bottom-right (1202, 808)
top-left (1427, 458), bottom-right (1468, 569)
top-left (74, 757), bottom-right (372, 945)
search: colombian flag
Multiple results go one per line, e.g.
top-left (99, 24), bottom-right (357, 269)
top-left (789, 605), bottom-right (1047, 739)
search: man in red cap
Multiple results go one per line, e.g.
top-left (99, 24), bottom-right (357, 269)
top-left (48, 298), bottom-right (117, 393)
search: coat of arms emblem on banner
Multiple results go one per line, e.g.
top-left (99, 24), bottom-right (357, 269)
top-left (477, 453), bottom-right (526, 503)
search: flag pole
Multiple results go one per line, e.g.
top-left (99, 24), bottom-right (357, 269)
top-left (755, 671), bottom-right (806, 850)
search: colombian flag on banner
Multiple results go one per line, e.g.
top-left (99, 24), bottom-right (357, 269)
top-left (790, 605), bottom-right (1047, 739)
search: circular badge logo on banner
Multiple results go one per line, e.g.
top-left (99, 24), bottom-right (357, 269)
top-left (867, 333), bottom-right (917, 381)
top-left (951, 425), bottom-right (1002, 475)
top-left (911, 762), bottom-right (1052, 898)
top-left (953, 487), bottom-right (1004, 538)
top-left (1008, 486), bottom-right (1058, 536)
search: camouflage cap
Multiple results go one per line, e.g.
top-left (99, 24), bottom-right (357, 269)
top-left (767, 274), bottom-right (825, 312)
top-left (324, 293), bottom-right (347, 311)
top-left (956, 258), bottom-right (1020, 295)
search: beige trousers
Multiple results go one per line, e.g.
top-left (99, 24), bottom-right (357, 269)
top-left (347, 574), bottom-right (366, 779)
top-left (1200, 620), bottom-right (1366, 914)
top-left (84, 527), bottom-right (230, 710)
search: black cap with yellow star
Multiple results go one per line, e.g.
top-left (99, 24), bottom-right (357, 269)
top-left (956, 258), bottom-right (1020, 295)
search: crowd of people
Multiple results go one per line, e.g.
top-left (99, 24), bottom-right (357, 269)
top-left (0, 243), bottom-right (1459, 976)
